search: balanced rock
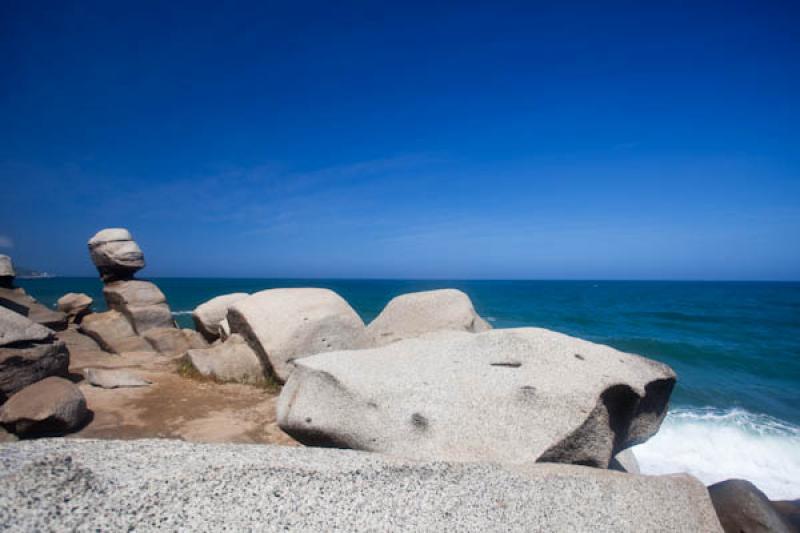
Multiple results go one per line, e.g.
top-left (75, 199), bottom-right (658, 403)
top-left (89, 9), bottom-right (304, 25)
top-left (0, 377), bottom-right (87, 436)
top-left (367, 289), bottom-right (491, 346)
top-left (192, 293), bottom-right (248, 342)
top-left (187, 334), bottom-right (264, 384)
top-left (103, 280), bottom-right (174, 333)
top-left (87, 228), bottom-right (145, 282)
top-left (278, 328), bottom-right (676, 467)
top-left (57, 293), bottom-right (93, 323)
top-left (0, 439), bottom-right (723, 531)
top-left (84, 368), bottom-right (151, 389)
top-left (1, 341), bottom-right (69, 402)
top-left (228, 288), bottom-right (368, 383)
top-left (0, 254), bottom-right (14, 288)
top-left (0, 287), bottom-right (68, 330)
top-left (707, 479), bottom-right (793, 533)
top-left (143, 327), bottom-right (206, 356)
top-left (79, 310), bottom-right (152, 354)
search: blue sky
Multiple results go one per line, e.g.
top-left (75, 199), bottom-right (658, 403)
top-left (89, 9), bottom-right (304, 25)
top-left (1, 1), bottom-right (798, 279)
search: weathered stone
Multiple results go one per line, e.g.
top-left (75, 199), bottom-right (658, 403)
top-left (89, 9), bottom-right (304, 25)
top-left (102, 280), bottom-right (174, 333)
top-left (367, 289), bottom-right (491, 346)
top-left (0, 341), bottom-right (69, 402)
top-left (187, 334), bottom-right (265, 384)
top-left (0, 377), bottom-right (88, 436)
top-left (278, 328), bottom-right (675, 467)
top-left (79, 310), bottom-right (151, 354)
top-left (228, 288), bottom-right (368, 383)
top-left (0, 287), bottom-right (68, 330)
top-left (609, 449), bottom-right (640, 474)
top-left (772, 500), bottom-right (800, 531)
top-left (192, 293), bottom-right (248, 342)
top-left (0, 255), bottom-right (14, 288)
top-left (0, 306), bottom-right (54, 347)
top-left (142, 327), bottom-right (194, 356)
top-left (84, 368), bottom-right (151, 389)
top-left (182, 328), bottom-right (209, 350)
top-left (87, 228), bottom-right (145, 282)
top-left (708, 479), bottom-right (793, 533)
top-left (218, 318), bottom-right (231, 341)
top-left (0, 439), bottom-right (723, 531)
top-left (56, 293), bottom-right (93, 323)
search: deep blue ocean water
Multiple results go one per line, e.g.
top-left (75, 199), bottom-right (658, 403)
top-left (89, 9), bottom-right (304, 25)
top-left (17, 277), bottom-right (800, 498)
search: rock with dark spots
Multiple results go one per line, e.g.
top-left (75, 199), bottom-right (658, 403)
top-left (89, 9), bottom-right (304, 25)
top-left (84, 368), bottom-right (151, 389)
top-left (708, 479), bottom-right (793, 533)
top-left (142, 327), bottom-right (203, 356)
top-left (609, 449), bottom-right (640, 474)
top-left (0, 255), bottom-right (14, 288)
top-left (103, 280), bottom-right (174, 334)
top-left (87, 228), bottom-right (145, 282)
top-left (186, 334), bottom-right (265, 384)
top-left (0, 287), bottom-right (68, 330)
top-left (228, 288), bottom-right (369, 383)
top-left (0, 439), bottom-right (723, 531)
top-left (192, 293), bottom-right (248, 342)
top-left (0, 377), bottom-right (87, 436)
top-left (278, 328), bottom-right (675, 467)
top-left (57, 293), bottom-right (93, 323)
top-left (79, 310), bottom-right (152, 354)
top-left (0, 306), bottom-right (54, 347)
top-left (0, 341), bottom-right (69, 402)
top-left (367, 289), bottom-right (491, 346)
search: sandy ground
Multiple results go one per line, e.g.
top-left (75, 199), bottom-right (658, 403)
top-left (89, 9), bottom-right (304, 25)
top-left (57, 327), bottom-right (297, 446)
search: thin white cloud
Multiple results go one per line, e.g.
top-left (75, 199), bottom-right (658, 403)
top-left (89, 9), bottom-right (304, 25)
top-left (0, 235), bottom-right (13, 248)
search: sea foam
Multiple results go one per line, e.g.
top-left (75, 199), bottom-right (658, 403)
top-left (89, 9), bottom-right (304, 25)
top-left (633, 408), bottom-right (800, 499)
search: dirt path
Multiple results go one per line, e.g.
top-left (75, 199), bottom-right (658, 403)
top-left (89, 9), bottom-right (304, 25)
top-left (58, 328), bottom-right (297, 446)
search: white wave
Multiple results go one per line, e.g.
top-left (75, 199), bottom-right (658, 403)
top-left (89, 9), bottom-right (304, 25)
top-left (171, 310), bottom-right (193, 316)
top-left (633, 407), bottom-right (800, 499)
top-left (486, 316), bottom-right (497, 322)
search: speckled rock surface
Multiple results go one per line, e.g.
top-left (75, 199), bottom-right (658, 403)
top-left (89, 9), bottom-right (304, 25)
top-left (279, 328), bottom-right (676, 467)
top-left (0, 438), bottom-right (722, 532)
top-left (367, 289), bottom-right (491, 346)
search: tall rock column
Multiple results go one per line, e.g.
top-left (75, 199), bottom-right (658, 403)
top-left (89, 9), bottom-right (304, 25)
top-left (87, 229), bottom-right (175, 335)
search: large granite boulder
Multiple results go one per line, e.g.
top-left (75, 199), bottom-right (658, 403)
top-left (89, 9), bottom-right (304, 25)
top-left (186, 334), bottom-right (265, 384)
top-left (0, 307), bottom-right (69, 402)
top-left (0, 287), bottom-right (68, 330)
top-left (142, 327), bottom-right (206, 356)
top-left (0, 439), bottom-right (723, 531)
top-left (0, 255), bottom-right (14, 288)
top-left (367, 289), bottom-right (491, 346)
top-left (707, 479), bottom-right (793, 533)
top-left (228, 288), bottom-right (368, 383)
top-left (278, 328), bottom-right (676, 467)
top-left (0, 377), bottom-right (87, 436)
top-left (56, 293), bottom-right (93, 323)
top-left (103, 280), bottom-right (174, 333)
top-left (87, 228), bottom-right (145, 282)
top-left (192, 293), bottom-right (248, 342)
top-left (79, 310), bottom-right (152, 354)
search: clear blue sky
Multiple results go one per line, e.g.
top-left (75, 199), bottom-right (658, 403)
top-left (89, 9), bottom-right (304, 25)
top-left (1, 1), bottom-right (798, 280)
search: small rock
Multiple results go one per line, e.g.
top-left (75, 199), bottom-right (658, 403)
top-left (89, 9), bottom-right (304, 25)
top-left (0, 287), bottom-right (68, 330)
top-left (57, 293), bottom-right (93, 323)
top-left (84, 368), bottom-right (151, 389)
top-left (192, 293), bottom-right (248, 342)
top-left (87, 228), bottom-right (145, 282)
top-left (0, 377), bottom-right (88, 437)
top-left (707, 479), bottom-right (793, 533)
top-left (187, 334), bottom-right (264, 384)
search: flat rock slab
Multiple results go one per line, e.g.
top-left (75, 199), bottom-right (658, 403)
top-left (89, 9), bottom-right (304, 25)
top-left (84, 368), bottom-right (151, 389)
top-left (103, 280), bottom-right (174, 334)
top-left (279, 328), bottom-right (676, 467)
top-left (0, 439), bottom-right (722, 532)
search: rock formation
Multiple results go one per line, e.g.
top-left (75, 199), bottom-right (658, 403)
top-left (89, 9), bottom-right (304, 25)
top-left (0, 307), bottom-right (69, 403)
top-left (0, 439), bottom-right (723, 531)
top-left (56, 293), bottom-right (93, 324)
top-left (707, 479), bottom-right (794, 533)
top-left (87, 228), bottom-right (145, 282)
top-left (187, 333), bottom-right (264, 384)
top-left (0, 376), bottom-right (87, 437)
top-left (0, 255), bottom-right (67, 330)
top-left (192, 293), bottom-right (248, 342)
top-left (367, 289), bottom-right (491, 346)
top-left (228, 288), bottom-right (369, 383)
top-left (84, 368), bottom-right (151, 389)
top-left (142, 327), bottom-right (207, 356)
top-left (278, 327), bottom-right (675, 467)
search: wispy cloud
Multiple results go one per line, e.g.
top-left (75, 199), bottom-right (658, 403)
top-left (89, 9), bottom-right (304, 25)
top-left (0, 235), bottom-right (13, 248)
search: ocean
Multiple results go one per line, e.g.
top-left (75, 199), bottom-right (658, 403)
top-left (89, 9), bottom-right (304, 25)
top-left (17, 277), bottom-right (800, 499)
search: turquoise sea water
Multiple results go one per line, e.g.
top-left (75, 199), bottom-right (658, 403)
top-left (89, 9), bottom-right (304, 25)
top-left (17, 277), bottom-right (800, 498)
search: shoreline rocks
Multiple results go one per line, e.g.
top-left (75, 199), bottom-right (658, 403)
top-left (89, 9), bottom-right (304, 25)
top-left (87, 228), bottom-right (144, 282)
top-left (708, 479), bottom-right (794, 533)
top-left (186, 333), bottom-right (264, 384)
top-left (0, 377), bottom-right (87, 437)
top-left (278, 327), bottom-right (675, 467)
top-left (56, 293), bottom-right (93, 324)
top-left (103, 280), bottom-right (175, 333)
top-left (192, 293), bottom-right (248, 342)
